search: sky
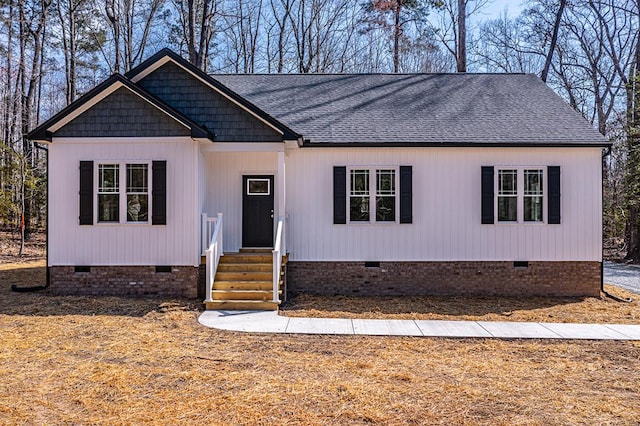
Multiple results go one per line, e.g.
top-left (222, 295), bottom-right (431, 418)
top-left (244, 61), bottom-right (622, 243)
top-left (481, 0), bottom-right (525, 19)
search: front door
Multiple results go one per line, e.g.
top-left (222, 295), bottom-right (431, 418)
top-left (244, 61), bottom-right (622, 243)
top-left (242, 175), bottom-right (274, 247)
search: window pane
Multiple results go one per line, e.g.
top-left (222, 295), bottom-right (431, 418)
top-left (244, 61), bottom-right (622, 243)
top-left (525, 170), bottom-right (543, 195)
top-left (98, 194), bottom-right (119, 222)
top-left (376, 170), bottom-right (395, 195)
top-left (498, 170), bottom-right (517, 195)
top-left (498, 196), bottom-right (517, 221)
top-left (350, 196), bottom-right (370, 221)
top-left (127, 164), bottom-right (148, 192)
top-left (99, 164), bottom-right (119, 192)
top-left (127, 194), bottom-right (148, 222)
top-left (524, 196), bottom-right (543, 222)
top-left (248, 179), bottom-right (270, 195)
top-left (376, 196), bottom-right (395, 221)
top-left (350, 170), bottom-right (369, 195)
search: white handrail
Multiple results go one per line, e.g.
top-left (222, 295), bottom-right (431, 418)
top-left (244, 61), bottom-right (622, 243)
top-left (272, 216), bottom-right (285, 303)
top-left (201, 213), bottom-right (219, 256)
top-left (204, 213), bottom-right (224, 303)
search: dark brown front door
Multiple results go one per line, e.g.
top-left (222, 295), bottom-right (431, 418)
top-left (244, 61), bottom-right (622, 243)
top-left (242, 175), bottom-right (274, 247)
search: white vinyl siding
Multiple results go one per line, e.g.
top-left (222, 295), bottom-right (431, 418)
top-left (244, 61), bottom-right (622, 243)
top-left (49, 137), bottom-right (199, 266)
top-left (285, 147), bottom-right (602, 262)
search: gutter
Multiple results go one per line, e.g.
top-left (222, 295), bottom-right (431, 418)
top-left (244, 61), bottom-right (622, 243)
top-left (11, 143), bottom-right (50, 293)
top-left (600, 146), bottom-right (632, 302)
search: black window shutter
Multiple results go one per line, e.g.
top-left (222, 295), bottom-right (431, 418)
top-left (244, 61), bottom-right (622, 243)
top-left (333, 166), bottom-right (346, 224)
top-left (399, 166), bottom-right (412, 223)
top-left (548, 166), bottom-right (561, 224)
top-left (481, 166), bottom-right (494, 224)
top-left (152, 161), bottom-right (167, 225)
top-left (79, 161), bottom-right (93, 225)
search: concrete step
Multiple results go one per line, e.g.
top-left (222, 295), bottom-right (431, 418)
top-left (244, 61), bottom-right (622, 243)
top-left (205, 300), bottom-right (280, 311)
top-left (211, 290), bottom-right (281, 301)
top-left (213, 280), bottom-right (275, 291)
top-left (217, 263), bottom-right (272, 272)
top-left (215, 271), bottom-right (272, 281)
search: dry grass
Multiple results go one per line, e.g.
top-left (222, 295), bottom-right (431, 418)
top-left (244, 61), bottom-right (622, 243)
top-left (1, 261), bottom-right (640, 424)
top-left (281, 286), bottom-right (640, 324)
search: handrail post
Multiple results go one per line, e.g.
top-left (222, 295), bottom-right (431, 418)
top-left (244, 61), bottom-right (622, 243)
top-left (217, 212), bottom-right (224, 256)
top-left (272, 248), bottom-right (279, 303)
top-left (272, 217), bottom-right (284, 304)
top-left (204, 248), bottom-right (213, 303)
top-left (200, 213), bottom-right (207, 255)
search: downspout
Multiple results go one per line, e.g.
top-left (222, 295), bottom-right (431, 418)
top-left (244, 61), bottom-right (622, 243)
top-left (12, 143), bottom-right (50, 293)
top-left (600, 146), bottom-right (633, 302)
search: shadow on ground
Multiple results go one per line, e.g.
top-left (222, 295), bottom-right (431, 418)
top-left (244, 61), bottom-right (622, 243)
top-left (0, 265), bottom-right (201, 317)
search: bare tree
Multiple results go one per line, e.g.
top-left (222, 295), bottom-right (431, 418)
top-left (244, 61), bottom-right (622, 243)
top-left (288, 0), bottom-right (352, 73)
top-left (431, 0), bottom-right (489, 72)
top-left (456, 0), bottom-right (465, 72)
top-left (540, 0), bottom-right (565, 82)
top-left (224, 0), bottom-right (264, 73)
top-left (104, 0), bottom-right (165, 73)
top-left (475, 12), bottom-right (543, 73)
top-left (361, 0), bottom-right (434, 73)
top-left (268, 0), bottom-right (293, 72)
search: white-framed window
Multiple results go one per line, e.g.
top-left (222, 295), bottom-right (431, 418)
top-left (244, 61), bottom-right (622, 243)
top-left (496, 167), bottom-right (544, 223)
top-left (349, 167), bottom-right (397, 223)
top-left (97, 162), bottom-right (151, 224)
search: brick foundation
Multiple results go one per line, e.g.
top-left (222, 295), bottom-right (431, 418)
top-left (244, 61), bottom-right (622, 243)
top-left (287, 261), bottom-right (602, 297)
top-left (49, 266), bottom-right (199, 298)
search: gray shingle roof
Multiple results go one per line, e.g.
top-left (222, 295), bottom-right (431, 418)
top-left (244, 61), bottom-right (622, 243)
top-left (214, 73), bottom-right (608, 146)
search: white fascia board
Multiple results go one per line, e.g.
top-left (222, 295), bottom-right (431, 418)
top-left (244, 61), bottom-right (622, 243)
top-left (201, 142), bottom-right (285, 152)
top-left (129, 57), bottom-right (285, 136)
top-left (284, 140), bottom-right (301, 151)
top-left (128, 56), bottom-right (173, 81)
top-left (51, 136), bottom-right (195, 145)
top-left (47, 81), bottom-right (193, 133)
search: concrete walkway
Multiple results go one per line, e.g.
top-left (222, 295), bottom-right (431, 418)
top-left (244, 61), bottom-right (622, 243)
top-left (199, 310), bottom-right (640, 340)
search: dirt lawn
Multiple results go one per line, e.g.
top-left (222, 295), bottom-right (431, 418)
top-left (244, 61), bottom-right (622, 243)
top-left (281, 286), bottom-right (640, 324)
top-left (0, 260), bottom-right (639, 425)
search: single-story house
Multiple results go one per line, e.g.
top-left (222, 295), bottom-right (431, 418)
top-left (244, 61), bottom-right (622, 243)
top-left (28, 48), bottom-right (610, 309)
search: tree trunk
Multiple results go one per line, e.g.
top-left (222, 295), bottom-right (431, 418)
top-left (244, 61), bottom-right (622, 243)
top-left (541, 0), bottom-right (566, 83)
top-left (456, 0), bottom-right (466, 73)
top-left (106, 0), bottom-right (121, 73)
top-left (393, 1), bottom-right (400, 73)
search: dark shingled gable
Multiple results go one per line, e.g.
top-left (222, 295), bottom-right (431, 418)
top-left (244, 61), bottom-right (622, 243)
top-left (214, 73), bottom-right (609, 146)
top-left (55, 86), bottom-right (191, 138)
top-left (137, 61), bottom-right (283, 142)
